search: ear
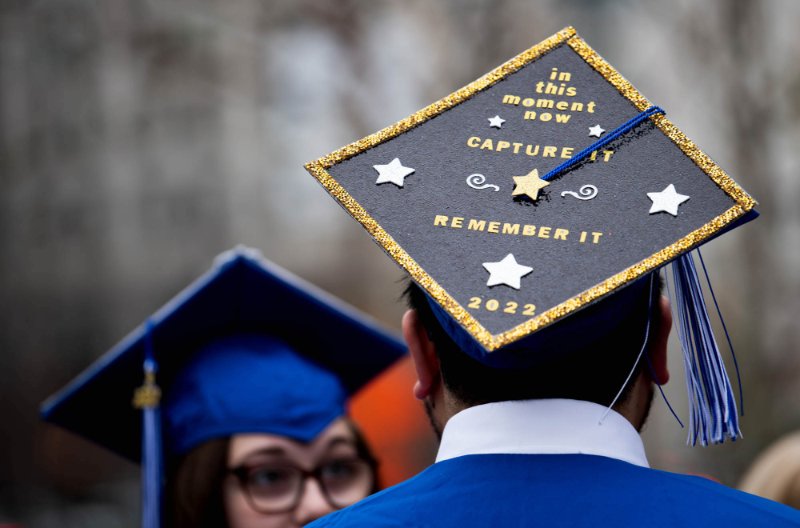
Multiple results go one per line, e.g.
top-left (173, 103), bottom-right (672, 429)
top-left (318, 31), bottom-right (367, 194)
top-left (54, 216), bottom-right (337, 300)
top-left (648, 296), bottom-right (672, 385)
top-left (402, 309), bottom-right (441, 400)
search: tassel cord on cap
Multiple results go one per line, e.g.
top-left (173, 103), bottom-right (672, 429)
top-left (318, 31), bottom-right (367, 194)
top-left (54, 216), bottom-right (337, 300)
top-left (599, 274), bottom-right (684, 428)
top-left (541, 106), bottom-right (665, 183)
top-left (696, 248), bottom-right (744, 415)
top-left (670, 252), bottom-right (741, 446)
top-left (134, 318), bottom-right (163, 528)
top-left (671, 258), bottom-right (709, 445)
top-left (643, 350), bottom-right (684, 428)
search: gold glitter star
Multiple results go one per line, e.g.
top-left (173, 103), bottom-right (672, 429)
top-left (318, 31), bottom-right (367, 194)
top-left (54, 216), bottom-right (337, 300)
top-left (512, 168), bottom-right (550, 201)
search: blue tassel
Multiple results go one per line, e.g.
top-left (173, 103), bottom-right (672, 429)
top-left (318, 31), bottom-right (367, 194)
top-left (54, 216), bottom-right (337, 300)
top-left (133, 319), bottom-right (163, 528)
top-left (670, 252), bottom-right (741, 446)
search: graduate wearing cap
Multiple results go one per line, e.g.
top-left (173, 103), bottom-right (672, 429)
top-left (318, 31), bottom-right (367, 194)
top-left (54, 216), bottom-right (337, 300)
top-left (40, 247), bottom-right (406, 528)
top-left (304, 27), bottom-right (800, 527)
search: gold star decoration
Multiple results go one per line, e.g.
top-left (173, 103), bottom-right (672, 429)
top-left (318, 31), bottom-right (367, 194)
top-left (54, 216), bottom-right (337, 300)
top-left (512, 168), bottom-right (550, 201)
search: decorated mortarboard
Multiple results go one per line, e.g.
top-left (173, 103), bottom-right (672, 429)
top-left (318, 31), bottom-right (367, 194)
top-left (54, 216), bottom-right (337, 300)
top-left (305, 27), bottom-right (757, 446)
top-left (40, 246), bottom-right (406, 528)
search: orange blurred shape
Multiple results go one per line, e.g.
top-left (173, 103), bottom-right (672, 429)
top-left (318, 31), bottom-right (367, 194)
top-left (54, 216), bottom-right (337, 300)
top-left (350, 355), bottom-right (437, 487)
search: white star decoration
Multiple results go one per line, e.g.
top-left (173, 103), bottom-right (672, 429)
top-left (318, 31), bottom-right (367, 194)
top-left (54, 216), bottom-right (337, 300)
top-left (588, 124), bottom-right (605, 137)
top-left (488, 115), bottom-right (506, 129)
top-left (373, 158), bottom-right (415, 188)
top-left (647, 184), bottom-right (690, 216)
top-left (482, 253), bottom-right (533, 290)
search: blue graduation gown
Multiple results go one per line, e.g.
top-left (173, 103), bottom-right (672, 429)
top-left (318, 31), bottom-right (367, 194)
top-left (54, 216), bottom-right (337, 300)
top-left (308, 453), bottom-right (800, 527)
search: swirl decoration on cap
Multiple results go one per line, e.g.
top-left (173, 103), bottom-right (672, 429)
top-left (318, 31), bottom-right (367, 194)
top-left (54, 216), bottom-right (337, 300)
top-left (466, 173), bottom-right (500, 192)
top-left (561, 184), bottom-right (598, 201)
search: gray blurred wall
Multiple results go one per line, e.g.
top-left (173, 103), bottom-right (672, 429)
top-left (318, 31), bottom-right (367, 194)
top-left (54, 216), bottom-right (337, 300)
top-left (1, 0), bottom-right (799, 525)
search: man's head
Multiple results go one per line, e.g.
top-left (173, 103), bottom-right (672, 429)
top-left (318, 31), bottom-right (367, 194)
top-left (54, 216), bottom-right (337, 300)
top-left (402, 274), bottom-right (672, 437)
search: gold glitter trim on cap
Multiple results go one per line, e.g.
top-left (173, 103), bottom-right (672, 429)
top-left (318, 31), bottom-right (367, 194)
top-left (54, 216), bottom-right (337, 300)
top-left (305, 27), bottom-right (757, 353)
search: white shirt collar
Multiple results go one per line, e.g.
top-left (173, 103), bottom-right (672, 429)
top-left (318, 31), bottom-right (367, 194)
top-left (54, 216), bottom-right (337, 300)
top-left (435, 399), bottom-right (649, 468)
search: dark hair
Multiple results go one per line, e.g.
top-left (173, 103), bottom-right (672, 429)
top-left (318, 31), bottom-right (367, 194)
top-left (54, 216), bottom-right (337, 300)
top-left (164, 437), bottom-right (229, 528)
top-left (404, 274), bottom-right (664, 409)
top-left (163, 418), bottom-right (380, 528)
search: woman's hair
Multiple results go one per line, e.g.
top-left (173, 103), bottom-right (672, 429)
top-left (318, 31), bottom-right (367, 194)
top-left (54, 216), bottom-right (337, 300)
top-left (739, 430), bottom-right (800, 509)
top-left (164, 437), bottom-right (230, 528)
top-left (163, 418), bottom-right (380, 528)
top-left (350, 419), bottom-right (381, 493)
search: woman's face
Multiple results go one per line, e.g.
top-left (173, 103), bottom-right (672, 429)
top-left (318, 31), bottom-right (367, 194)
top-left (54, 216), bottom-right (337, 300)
top-left (223, 418), bottom-right (374, 528)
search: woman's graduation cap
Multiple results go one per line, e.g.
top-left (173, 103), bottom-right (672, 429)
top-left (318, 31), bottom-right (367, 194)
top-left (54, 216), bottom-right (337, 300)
top-left (40, 246), bottom-right (406, 528)
top-left (305, 27), bottom-right (757, 446)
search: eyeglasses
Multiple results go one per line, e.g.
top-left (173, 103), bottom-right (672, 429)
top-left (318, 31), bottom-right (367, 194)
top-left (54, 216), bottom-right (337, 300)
top-left (228, 457), bottom-right (376, 514)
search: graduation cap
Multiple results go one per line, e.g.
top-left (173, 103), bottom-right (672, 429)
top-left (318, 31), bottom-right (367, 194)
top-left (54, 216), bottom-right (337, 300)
top-left (305, 27), bottom-right (757, 446)
top-left (40, 246), bottom-right (406, 528)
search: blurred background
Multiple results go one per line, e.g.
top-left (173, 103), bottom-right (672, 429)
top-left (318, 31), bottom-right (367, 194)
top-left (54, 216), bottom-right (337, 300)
top-left (2, 0), bottom-right (799, 525)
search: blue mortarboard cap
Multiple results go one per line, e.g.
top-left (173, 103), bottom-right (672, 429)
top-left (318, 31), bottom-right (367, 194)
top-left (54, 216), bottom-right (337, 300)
top-left (163, 334), bottom-right (349, 455)
top-left (305, 27), bottom-right (757, 445)
top-left (40, 246), bottom-right (406, 527)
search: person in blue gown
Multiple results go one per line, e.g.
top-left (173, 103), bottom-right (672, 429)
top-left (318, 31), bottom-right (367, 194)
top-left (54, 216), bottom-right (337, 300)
top-left (41, 247), bottom-right (406, 528)
top-left (302, 25), bottom-right (800, 527)
top-left (307, 277), bottom-right (800, 527)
